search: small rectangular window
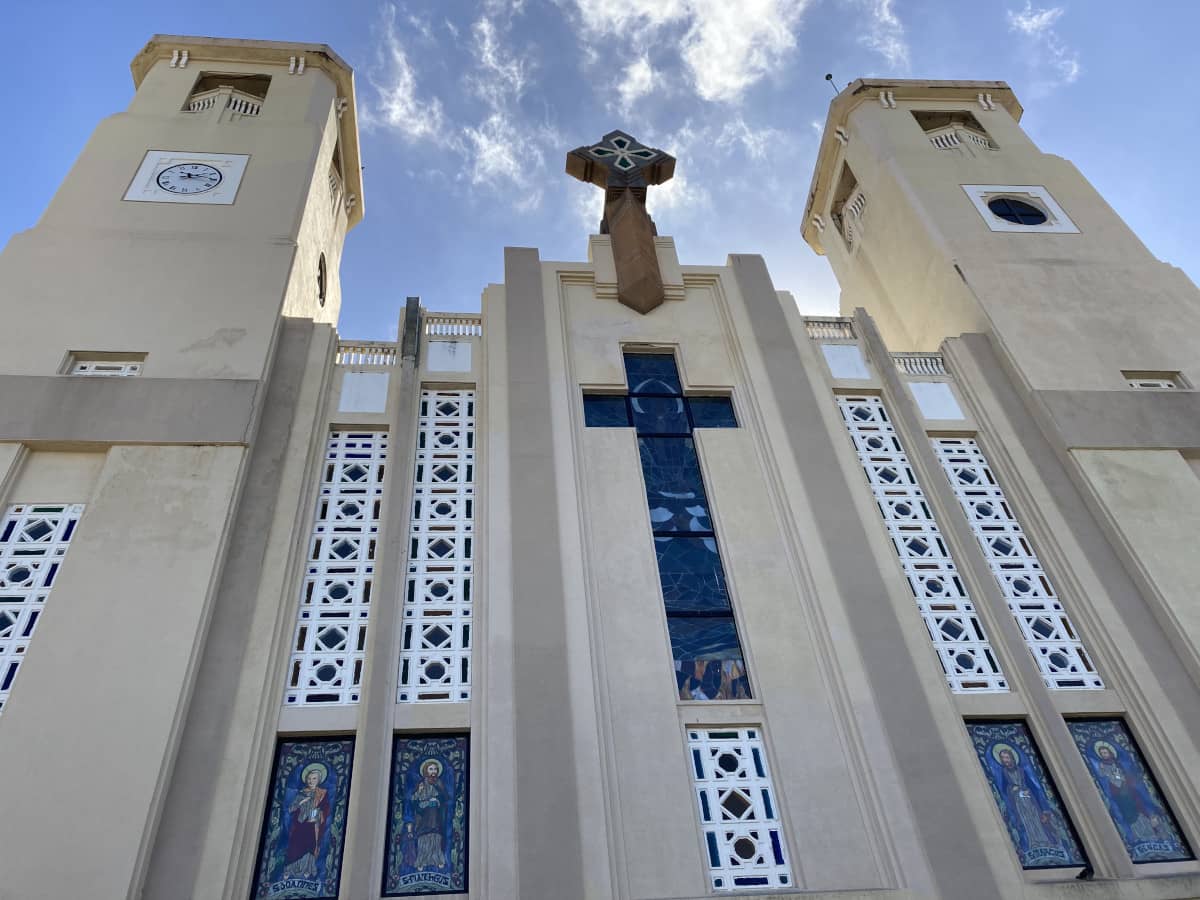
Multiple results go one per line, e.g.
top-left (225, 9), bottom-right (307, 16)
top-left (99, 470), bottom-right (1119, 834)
top-left (912, 109), bottom-right (997, 151)
top-left (1123, 371), bottom-right (1185, 390)
top-left (688, 727), bottom-right (792, 891)
top-left (829, 163), bottom-right (864, 250)
top-left (66, 352), bottom-right (146, 377)
top-left (184, 72), bottom-right (270, 117)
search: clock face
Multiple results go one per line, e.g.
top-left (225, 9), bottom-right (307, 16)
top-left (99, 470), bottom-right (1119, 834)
top-left (156, 163), bottom-right (223, 194)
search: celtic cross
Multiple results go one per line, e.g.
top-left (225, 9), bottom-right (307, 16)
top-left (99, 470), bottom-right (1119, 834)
top-left (566, 130), bottom-right (676, 315)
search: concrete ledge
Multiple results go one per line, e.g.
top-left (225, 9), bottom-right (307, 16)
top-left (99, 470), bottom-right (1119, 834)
top-left (0, 374), bottom-right (259, 445)
top-left (1036, 388), bottom-right (1200, 450)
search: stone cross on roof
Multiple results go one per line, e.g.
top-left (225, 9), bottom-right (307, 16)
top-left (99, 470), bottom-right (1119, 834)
top-left (566, 130), bottom-right (676, 315)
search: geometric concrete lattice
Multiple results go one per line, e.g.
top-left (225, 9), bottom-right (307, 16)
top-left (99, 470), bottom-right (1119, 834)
top-left (837, 396), bottom-right (1009, 692)
top-left (284, 431), bottom-right (389, 706)
top-left (687, 727), bottom-right (793, 891)
top-left (0, 503), bottom-right (84, 713)
top-left (398, 390), bottom-right (475, 702)
top-left (933, 437), bottom-right (1103, 690)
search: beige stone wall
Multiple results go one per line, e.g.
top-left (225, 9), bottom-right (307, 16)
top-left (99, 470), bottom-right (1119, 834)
top-left (0, 445), bottom-right (244, 900)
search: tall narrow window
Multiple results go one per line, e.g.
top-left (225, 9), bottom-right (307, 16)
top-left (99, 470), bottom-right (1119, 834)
top-left (398, 391), bottom-right (475, 702)
top-left (285, 431), bottom-right (388, 706)
top-left (0, 503), bottom-right (83, 713)
top-left (585, 353), bottom-right (750, 700)
top-left (836, 396), bottom-right (1007, 692)
top-left (933, 438), bottom-right (1102, 690)
top-left (688, 727), bottom-right (792, 891)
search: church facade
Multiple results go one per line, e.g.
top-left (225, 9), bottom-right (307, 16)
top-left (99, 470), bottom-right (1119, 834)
top-left (1, 33), bottom-right (1200, 900)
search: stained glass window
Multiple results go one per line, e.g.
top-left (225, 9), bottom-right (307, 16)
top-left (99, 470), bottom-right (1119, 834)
top-left (384, 734), bottom-right (470, 894)
top-left (583, 395), bottom-right (630, 427)
top-left (252, 737), bottom-right (355, 899)
top-left (689, 397), bottom-right (738, 428)
top-left (584, 352), bottom-right (750, 700)
top-left (1066, 719), bottom-right (1192, 863)
top-left (966, 720), bottom-right (1087, 869)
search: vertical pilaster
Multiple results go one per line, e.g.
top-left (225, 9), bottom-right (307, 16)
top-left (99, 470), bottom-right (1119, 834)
top-left (0, 443), bottom-right (26, 501)
top-left (343, 297), bottom-right (423, 897)
top-left (142, 319), bottom-right (317, 899)
top-left (504, 246), bottom-right (587, 896)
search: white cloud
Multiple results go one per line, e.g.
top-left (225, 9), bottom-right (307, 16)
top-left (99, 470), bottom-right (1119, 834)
top-left (1008, 2), bottom-right (1063, 34)
top-left (569, 0), bottom-right (808, 103)
top-left (570, 181), bottom-right (605, 233)
top-left (858, 0), bottom-right (909, 70)
top-left (680, 0), bottom-right (806, 102)
top-left (464, 111), bottom-right (540, 188)
top-left (470, 17), bottom-right (530, 108)
top-left (1007, 2), bottom-right (1080, 88)
top-left (571, 0), bottom-right (689, 34)
top-left (617, 57), bottom-right (656, 113)
top-left (362, 5), bottom-right (450, 141)
top-left (715, 118), bottom-right (784, 160)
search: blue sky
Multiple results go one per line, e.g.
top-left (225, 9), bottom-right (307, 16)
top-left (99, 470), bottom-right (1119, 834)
top-left (3, 1), bottom-right (1199, 340)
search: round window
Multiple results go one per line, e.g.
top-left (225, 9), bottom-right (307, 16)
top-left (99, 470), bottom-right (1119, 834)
top-left (317, 252), bottom-right (327, 306)
top-left (987, 197), bottom-right (1047, 225)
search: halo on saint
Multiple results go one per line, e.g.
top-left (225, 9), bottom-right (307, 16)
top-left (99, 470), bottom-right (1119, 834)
top-left (991, 742), bottom-right (1019, 764)
top-left (301, 762), bottom-right (328, 784)
top-left (420, 758), bottom-right (443, 778)
top-left (1093, 740), bottom-right (1118, 759)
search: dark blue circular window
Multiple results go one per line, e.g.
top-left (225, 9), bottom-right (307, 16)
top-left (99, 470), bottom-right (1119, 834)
top-left (987, 197), bottom-right (1047, 225)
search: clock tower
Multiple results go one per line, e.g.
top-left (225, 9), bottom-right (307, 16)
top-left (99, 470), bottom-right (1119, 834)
top-left (0, 36), bottom-right (364, 900)
top-left (0, 35), bottom-right (362, 381)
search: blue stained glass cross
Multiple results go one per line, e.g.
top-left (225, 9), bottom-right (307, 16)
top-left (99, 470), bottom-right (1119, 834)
top-left (583, 355), bottom-right (738, 434)
top-left (583, 352), bottom-right (751, 701)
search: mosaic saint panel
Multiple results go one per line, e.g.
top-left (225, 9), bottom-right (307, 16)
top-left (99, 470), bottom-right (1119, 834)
top-left (966, 721), bottom-right (1086, 869)
top-left (1067, 719), bottom-right (1192, 863)
top-left (384, 735), bottom-right (470, 895)
top-left (252, 737), bottom-right (355, 899)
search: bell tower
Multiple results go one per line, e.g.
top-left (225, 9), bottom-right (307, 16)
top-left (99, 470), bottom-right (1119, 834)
top-left (0, 34), bottom-right (363, 380)
top-left (0, 36), bottom-right (365, 900)
top-left (802, 79), bottom-right (1200, 394)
